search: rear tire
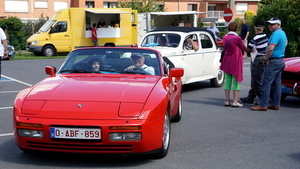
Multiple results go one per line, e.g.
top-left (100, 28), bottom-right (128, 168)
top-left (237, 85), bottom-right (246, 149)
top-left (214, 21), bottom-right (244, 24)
top-left (152, 110), bottom-right (170, 159)
top-left (210, 69), bottom-right (224, 87)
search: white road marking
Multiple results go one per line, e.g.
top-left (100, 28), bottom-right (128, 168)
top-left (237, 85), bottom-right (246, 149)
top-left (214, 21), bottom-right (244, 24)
top-left (0, 90), bottom-right (21, 94)
top-left (0, 133), bottom-right (14, 137)
top-left (0, 107), bottom-right (13, 110)
top-left (1, 75), bottom-right (32, 86)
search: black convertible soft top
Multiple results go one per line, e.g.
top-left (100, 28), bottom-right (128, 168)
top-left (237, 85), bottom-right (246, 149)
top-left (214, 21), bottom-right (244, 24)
top-left (150, 26), bottom-right (218, 48)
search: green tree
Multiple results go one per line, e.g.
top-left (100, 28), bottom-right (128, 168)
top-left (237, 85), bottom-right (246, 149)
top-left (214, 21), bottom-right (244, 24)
top-left (0, 17), bottom-right (24, 50)
top-left (117, 0), bottom-right (165, 13)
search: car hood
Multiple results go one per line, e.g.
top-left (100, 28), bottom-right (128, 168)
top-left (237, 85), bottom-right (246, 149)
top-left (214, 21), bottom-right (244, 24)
top-left (26, 75), bottom-right (160, 102)
top-left (21, 75), bottom-right (161, 118)
top-left (284, 57), bottom-right (300, 72)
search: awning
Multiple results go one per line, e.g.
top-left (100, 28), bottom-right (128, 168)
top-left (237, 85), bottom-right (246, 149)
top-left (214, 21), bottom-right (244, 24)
top-left (85, 9), bottom-right (131, 14)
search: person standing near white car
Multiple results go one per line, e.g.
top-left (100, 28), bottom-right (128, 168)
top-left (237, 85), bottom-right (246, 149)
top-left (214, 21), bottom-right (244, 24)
top-left (0, 27), bottom-right (8, 82)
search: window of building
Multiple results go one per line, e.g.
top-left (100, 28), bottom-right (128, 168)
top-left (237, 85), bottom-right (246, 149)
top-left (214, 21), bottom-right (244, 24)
top-left (103, 2), bottom-right (117, 8)
top-left (187, 4), bottom-right (197, 11)
top-left (5, 0), bottom-right (28, 12)
top-left (86, 1), bottom-right (95, 8)
top-left (35, 1), bottom-right (48, 9)
top-left (54, 2), bottom-right (68, 11)
top-left (208, 4), bottom-right (216, 11)
top-left (236, 3), bottom-right (248, 15)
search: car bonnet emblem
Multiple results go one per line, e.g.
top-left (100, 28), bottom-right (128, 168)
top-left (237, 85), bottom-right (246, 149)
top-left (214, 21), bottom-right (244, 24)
top-left (77, 104), bottom-right (84, 108)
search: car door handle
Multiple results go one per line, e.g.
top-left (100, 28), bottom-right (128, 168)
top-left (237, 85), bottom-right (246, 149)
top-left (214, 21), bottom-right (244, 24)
top-left (64, 35), bottom-right (69, 37)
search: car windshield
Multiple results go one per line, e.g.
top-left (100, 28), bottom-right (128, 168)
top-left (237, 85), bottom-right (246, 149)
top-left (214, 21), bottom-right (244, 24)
top-left (58, 48), bottom-right (161, 76)
top-left (39, 20), bottom-right (56, 32)
top-left (141, 33), bottom-right (181, 48)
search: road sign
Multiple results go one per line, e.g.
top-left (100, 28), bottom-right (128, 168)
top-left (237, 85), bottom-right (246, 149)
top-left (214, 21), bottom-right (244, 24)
top-left (224, 8), bottom-right (233, 22)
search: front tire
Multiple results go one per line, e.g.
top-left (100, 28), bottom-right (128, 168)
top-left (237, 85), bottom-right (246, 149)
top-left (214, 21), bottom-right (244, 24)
top-left (152, 110), bottom-right (170, 159)
top-left (210, 69), bottom-right (224, 87)
top-left (171, 96), bottom-right (182, 122)
top-left (42, 45), bottom-right (56, 56)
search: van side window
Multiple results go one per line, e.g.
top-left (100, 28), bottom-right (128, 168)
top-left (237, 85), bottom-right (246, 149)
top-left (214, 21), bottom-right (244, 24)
top-left (199, 34), bottom-right (213, 49)
top-left (52, 21), bottom-right (67, 33)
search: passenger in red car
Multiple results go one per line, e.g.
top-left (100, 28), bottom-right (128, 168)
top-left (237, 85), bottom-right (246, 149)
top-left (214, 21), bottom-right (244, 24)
top-left (88, 58), bottom-right (101, 72)
top-left (124, 54), bottom-right (155, 75)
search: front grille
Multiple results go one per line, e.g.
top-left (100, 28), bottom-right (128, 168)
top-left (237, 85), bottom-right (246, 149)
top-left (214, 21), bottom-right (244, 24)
top-left (282, 71), bottom-right (300, 82)
top-left (27, 141), bottom-right (132, 152)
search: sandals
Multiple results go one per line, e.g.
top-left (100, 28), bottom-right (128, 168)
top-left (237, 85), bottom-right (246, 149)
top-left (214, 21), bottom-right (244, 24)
top-left (224, 102), bottom-right (243, 107)
top-left (224, 102), bottom-right (231, 107)
top-left (231, 102), bottom-right (243, 107)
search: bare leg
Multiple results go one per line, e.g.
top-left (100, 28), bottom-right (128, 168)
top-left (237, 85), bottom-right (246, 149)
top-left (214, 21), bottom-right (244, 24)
top-left (233, 90), bottom-right (239, 103)
top-left (225, 89), bottom-right (230, 102)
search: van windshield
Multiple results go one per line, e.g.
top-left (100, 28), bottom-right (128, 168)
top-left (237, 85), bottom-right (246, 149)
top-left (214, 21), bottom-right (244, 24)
top-left (39, 20), bottom-right (56, 32)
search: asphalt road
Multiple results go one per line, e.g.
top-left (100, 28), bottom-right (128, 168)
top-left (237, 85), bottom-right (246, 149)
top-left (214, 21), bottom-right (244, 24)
top-left (0, 58), bottom-right (300, 169)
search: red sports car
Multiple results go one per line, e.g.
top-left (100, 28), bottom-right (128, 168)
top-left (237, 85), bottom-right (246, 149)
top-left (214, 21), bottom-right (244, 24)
top-left (13, 47), bottom-right (184, 158)
top-left (281, 57), bottom-right (300, 100)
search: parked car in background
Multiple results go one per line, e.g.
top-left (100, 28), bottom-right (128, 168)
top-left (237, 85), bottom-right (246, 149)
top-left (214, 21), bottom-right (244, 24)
top-left (140, 27), bottom-right (224, 87)
top-left (1, 45), bottom-right (15, 60)
top-left (281, 57), bottom-right (300, 100)
top-left (13, 47), bottom-right (184, 158)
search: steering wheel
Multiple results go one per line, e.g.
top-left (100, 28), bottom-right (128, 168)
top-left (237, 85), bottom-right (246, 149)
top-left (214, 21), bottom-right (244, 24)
top-left (133, 67), bottom-right (152, 75)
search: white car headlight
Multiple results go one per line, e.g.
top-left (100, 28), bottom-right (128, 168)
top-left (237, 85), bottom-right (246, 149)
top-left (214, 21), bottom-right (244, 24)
top-left (18, 129), bottom-right (44, 138)
top-left (109, 132), bottom-right (141, 141)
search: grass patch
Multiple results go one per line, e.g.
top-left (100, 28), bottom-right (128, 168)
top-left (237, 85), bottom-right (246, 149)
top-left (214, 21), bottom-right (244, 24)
top-left (10, 50), bottom-right (67, 60)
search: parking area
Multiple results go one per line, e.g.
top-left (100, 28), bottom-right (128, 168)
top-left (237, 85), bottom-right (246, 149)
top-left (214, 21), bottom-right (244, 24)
top-left (0, 59), bottom-right (63, 137)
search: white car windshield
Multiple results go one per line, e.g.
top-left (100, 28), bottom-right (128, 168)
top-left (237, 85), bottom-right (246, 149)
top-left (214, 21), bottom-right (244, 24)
top-left (141, 33), bottom-right (181, 48)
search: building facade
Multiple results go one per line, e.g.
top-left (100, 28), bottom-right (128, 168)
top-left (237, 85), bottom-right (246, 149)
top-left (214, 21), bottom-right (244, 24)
top-left (0, 0), bottom-right (260, 22)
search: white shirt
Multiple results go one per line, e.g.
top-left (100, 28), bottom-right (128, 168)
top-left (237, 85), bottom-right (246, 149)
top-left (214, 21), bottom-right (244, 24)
top-left (142, 64), bottom-right (155, 75)
top-left (0, 28), bottom-right (7, 57)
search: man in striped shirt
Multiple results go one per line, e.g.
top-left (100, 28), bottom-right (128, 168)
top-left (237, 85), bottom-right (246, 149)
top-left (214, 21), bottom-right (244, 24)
top-left (240, 19), bottom-right (269, 105)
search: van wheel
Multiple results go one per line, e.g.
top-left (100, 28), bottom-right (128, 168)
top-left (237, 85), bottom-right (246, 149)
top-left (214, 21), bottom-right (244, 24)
top-left (210, 69), bottom-right (224, 87)
top-left (152, 110), bottom-right (170, 159)
top-left (104, 43), bottom-right (115, 47)
top-left (42, 46), bottom-right (56, 56)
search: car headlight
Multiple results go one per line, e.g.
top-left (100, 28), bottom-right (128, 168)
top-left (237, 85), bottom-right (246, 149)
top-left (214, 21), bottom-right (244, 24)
top-left (18, 129), bottom-right (44, 138)
top-left (31, 41), bottom-right (40, 45)
top-left (109, 132), bottom-right (141, 141)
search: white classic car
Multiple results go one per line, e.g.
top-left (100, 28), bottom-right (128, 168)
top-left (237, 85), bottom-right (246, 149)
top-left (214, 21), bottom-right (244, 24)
top-left (139, 27), bottom-right (224, 87)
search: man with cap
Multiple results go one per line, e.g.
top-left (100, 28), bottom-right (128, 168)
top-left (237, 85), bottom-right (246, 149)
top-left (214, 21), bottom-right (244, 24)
top-left (240, 19), bottom-right (268, 105)
top-left (251, 17), bottom-right (287, 111)
top-left (124, 54), bottom-right (155, 75)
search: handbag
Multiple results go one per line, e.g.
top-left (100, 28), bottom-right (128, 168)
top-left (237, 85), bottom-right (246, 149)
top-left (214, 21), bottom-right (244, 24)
top-left (219, 36), bottom-right (236, 62)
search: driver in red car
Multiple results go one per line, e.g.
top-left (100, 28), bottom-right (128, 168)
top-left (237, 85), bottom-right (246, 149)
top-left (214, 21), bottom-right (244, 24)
top-left (88, 58), bottom-right (101, 72)
top-left (124, 54), bottom-right (155, 75)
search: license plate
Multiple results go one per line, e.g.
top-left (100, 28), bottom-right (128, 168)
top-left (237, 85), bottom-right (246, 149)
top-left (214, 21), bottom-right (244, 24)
top-left (26, 47), bottom-right (29, 51)
top-left (50, 127), bottom-right (101, 139)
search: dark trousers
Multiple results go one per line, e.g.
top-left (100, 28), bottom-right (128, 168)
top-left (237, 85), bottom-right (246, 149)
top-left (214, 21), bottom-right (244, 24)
top-left (247, 56), bottom-right (264, 100)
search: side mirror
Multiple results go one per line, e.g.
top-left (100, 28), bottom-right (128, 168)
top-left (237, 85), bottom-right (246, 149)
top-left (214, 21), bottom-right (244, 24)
top-left (169, 68), bottom-right (184, 78)
top-left (45, 66), bottom-right (56, 77)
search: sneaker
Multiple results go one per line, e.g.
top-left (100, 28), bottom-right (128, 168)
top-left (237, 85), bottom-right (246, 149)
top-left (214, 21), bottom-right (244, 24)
top-left (240, 97), bottom-right (254, 103)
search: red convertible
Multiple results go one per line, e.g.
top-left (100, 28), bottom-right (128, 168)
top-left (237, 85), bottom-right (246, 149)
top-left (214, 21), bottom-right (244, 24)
top-left (13, 47), bottom-right (184, 158)
top-left (281, 57), bottom-right (300, 100)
